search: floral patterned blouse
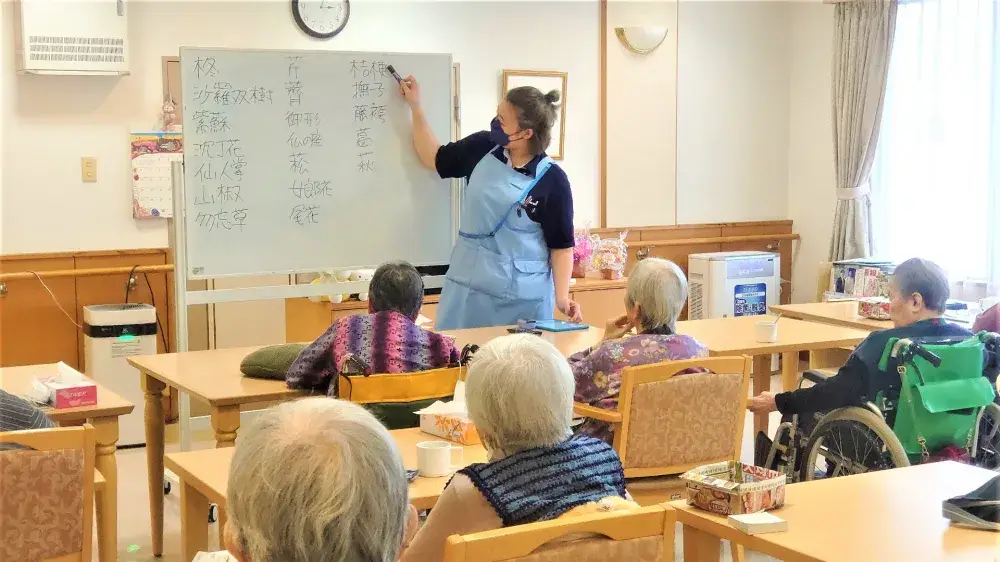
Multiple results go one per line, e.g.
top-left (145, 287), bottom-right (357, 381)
top-left (568, 332), bottom-right (708, 442)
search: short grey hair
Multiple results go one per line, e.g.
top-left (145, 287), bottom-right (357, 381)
top-left (892, 258), bottom-right (950, 312)
top-left (369, 260), bottom-right (424, 319)
top-left (226, 398), bottom-right (408, 562)
top-left (465, 334), bottom-right (573, 455)
top-left (626, 258), bottom-right (688, 332)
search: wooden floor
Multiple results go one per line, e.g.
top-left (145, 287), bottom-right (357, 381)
top-left (101, 375), bottom-right (790, 562)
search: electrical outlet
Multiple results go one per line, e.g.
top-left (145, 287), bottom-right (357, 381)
top-left (81, 157), bottom-right (98, 183)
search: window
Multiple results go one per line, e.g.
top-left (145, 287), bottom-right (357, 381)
top-left (871, 0), bottom-right (1000, 295)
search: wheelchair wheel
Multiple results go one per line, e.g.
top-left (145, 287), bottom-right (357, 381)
top-left (973, 403), bottom-right (1000, 469)
top-left (799, 407), bottom-right (909, 482)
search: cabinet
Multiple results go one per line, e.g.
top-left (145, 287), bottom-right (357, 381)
top-left (284, 278), bottom-right (627, 343)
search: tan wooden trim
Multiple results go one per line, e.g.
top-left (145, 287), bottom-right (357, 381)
top-left (599, 0), bottom-right (608, 227)
top-left (0, 247), bottom-right (168, 262)
top-left (0, 264), bottom-right (174, 281)
top-left (162, 56), bottom-right (179, 103)
top-left (573, 401), bottom-right (622, 423)
top-left (630, 233), bottom-right (799, 249)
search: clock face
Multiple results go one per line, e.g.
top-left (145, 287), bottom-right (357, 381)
top-left (292, 0), bottom-right (350, 39)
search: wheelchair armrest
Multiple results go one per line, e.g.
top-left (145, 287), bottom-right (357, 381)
top-left (802, 370), bottom-right (832, 385)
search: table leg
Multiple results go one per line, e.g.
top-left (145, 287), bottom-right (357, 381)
top-left (752, 355), bottom-right (772, 436)
top-left (211, 405), bottom-right (240, 448)
top-left (181, 480), bottom-right (211, 562)
top-left (218, 505), bottom-right (228, 549)
top-left (93, 417), bottom-right (119, 562)
top-left (781, 351), bottom-right (800, 393)
top-left (141, 374), bottom-right (167, 556)
top-left (683, 524), bottom-right (722, 562)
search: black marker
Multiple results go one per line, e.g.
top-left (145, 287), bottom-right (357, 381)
top-left (386, 64), bottom-right (403, 85)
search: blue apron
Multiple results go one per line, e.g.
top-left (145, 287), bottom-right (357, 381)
top-left (435, 148), bottom-right (555, 330)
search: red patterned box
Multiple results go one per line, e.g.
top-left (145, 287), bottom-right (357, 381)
top-left (681, 461), bottom-right (786, 516)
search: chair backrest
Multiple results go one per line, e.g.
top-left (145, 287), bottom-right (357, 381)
top-left (614, 356), bottom-right (752, 478)
top-left (442, 504), bottom-right (674, 562)
top-left (0, 424), bottom-right (95, 562)
top-left (337, 366), bottom-right (465, 404)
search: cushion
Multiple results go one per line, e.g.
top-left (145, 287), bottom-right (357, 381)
top-left (240, 344), bottom-right (308, 379)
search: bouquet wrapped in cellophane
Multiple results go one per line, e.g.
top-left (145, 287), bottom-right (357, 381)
top-left (592, 232), bottom-right (629, 280)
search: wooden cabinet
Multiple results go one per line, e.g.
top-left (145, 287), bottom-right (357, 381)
top-left (285, 278), bottom-right (627, 343)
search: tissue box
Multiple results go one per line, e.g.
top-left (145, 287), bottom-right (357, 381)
top-left (419, 414), bottom-right (481, 445)
top-left (681, 461), bottom-right (786, 516)
top-left (39, 378), bottom-right (97, 409)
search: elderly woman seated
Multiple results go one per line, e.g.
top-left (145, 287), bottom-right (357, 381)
top-left (194, 398), bottom-right (415, 562)
top-left (286, 260), bottom-right (459, 395)
top-left (401, 335), bottom-right (637, 562)
top-left (568, 258), bottom-right (708, 442)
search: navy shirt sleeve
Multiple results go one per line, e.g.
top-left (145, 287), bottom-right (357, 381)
top-left (532, 165), bottom-right (575, 250)
top-left (435, 131), bottom-right (493, 180)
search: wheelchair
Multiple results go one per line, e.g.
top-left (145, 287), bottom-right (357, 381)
top-left (761, 331), bottom-right (1000, 482)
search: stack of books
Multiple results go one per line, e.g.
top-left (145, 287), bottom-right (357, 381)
top-left (829, 259), bottom-right (895, 299)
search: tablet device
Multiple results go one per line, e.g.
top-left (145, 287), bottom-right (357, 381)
top-left (533, 319), bottom-right (590, 332)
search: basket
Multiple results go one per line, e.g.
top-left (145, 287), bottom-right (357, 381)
top-left (681, 461), bottom-right (786, 515)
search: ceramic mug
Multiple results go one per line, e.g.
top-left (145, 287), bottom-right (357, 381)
top-left (416, 440), bottom-right (464, 477)
top-left (755, 321), bottom-right (778, 343)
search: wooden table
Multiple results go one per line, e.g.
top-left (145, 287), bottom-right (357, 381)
top-left (129, 326), bottom-right (603, 556)
top-left (771, 302), bottom-right (892, 332)
top-left (0, 364), bottom-right (135, 562)
top-left (672, 462), bottom-right (999, 562)
top-left (165, 428), bottom-right (488, 561)
top-left (675, 316), bottom-right (869, 435)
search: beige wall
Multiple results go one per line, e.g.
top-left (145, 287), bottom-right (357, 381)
top-left (786, 2), bottom-right (837, 303)
top-left (605, 1), bottom-right (679, 228)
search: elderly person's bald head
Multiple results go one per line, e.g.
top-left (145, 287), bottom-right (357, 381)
top-left (224, 398), bottom-right (408, 562)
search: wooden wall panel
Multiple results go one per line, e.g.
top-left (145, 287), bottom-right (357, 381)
top-left (75, 252), bottom-right (170, 371)
top-left (0, 258), bottom-right (79, 368)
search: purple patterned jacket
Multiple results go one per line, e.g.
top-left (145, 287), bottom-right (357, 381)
top-left (568, 332), bottom-right (708, 443)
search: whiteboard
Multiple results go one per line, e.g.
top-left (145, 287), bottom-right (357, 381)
top-left (179, 47), bottom-right (455, 278)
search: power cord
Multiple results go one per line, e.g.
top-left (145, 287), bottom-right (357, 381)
top-left (28, 272), bottom-right (82, 328)
top-left (123, 265), bottom-right (169, 352)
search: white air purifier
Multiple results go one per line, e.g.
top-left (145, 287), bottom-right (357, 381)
top-left (84, 304), bottom-right (157, 447)
top-left (688, 251), bottom-right (781, 370)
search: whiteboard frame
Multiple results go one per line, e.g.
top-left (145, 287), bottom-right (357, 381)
top-left (179, 46), bottom-right (458, 280)
top-left (169, 58), bottom-right (461, 450)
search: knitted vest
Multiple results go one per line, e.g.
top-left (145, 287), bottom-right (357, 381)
top-left (457, 435), bottom-right (627, 527)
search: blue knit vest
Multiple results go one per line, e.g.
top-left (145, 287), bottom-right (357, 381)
top-left (456, 435), bottom-right (627, 527)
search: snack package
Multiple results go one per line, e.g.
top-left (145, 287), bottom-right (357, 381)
top-left (572, 224), bottom-right (596, 278)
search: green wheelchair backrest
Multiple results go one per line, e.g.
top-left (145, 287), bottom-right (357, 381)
top-left (878, 334), bottom-right (997, 461)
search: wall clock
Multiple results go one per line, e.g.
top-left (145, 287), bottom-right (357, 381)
top-left (292, 0), bottom-right (350, 40)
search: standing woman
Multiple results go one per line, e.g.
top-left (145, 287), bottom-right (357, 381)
top-left (400, 75), bottom-right (582, 330)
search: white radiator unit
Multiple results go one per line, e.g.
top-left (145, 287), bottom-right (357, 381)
top-left (13, 0), bottom-right (130, 75)
top-left (83, 304), bottom-right (156, 447)
top-left (688, 251), bottom-right (781, 368)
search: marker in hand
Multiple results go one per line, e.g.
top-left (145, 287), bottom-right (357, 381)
top-left (386, 64), bottom-right (404, 85)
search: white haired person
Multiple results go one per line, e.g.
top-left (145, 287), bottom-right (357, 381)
top-left (194, 398), bottom-right (417, 562)
top-left (401, 335), bottom-right (637, 561)
top-left (569, 258), bottom-right (708, 442)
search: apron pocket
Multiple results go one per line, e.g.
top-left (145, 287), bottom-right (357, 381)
top-left (447, 242), bottom-right (512, 299)
top-left (509, 259), bottom-right (553, 302)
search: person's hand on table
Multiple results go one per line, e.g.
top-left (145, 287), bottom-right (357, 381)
top-left (602, 314), bottom-right (634, 342)
top-left (557, 296), bottom-right (582, 323)
top-left (399, 74), bottom-right (420, 108)
top-left (747, 392), bottom-right (778, 414)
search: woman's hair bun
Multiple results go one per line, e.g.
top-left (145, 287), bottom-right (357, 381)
top-left (544, 89), bottom-right (561, 105)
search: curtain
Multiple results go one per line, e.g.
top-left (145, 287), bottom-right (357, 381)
top-left (829, 0), bottom-right (899, 261)
top-left (871, 0), bottom-right (1000, 297)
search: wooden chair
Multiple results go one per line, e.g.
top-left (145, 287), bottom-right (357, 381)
top-left (443, 504), bottom-right (675, 562)
top-left (0, 424), bottom-right (95, 562)
top-left (573, 356), bottom-right (753, 562)
top-left (338, 366), bottom-right (466, 429)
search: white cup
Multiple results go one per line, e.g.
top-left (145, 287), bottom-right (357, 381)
top-left (755, 320), bottom-right (778, 343)
top-left (416, 440), bottom-right (464, 477)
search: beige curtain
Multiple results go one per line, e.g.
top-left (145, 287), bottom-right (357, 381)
top-left (829, 0), bottom-right (898, 260)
